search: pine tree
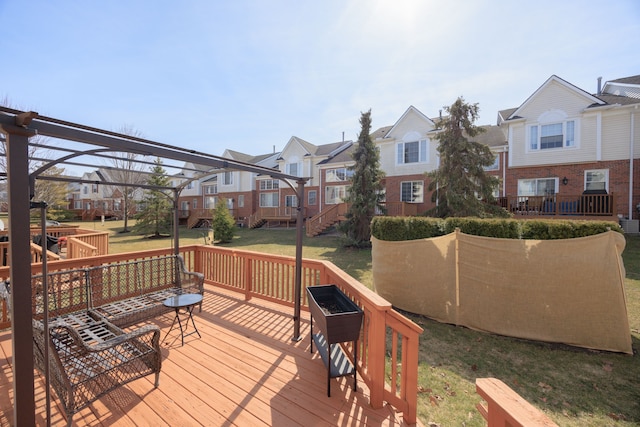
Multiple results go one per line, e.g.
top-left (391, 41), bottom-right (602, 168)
top-left (134, 158), bottom-right (173, 237)
top-left (212, 197), bottom-right (235, 243)
top-left (339, 110), bottom-right (385, 246)
top-left (427, 97), bottom-right (507, 218)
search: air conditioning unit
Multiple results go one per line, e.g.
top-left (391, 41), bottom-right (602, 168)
top-left (620, 219), bottom-right (639, 234)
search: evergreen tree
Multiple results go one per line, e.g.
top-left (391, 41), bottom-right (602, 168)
top-left (339, 110), bottom-right (385, 246)
top-left (427, 97), bottom-right (507, 218)
top-left (134, 158), bottom-right (172, 237)
top-left (212, 197), bottom-right (235, 243)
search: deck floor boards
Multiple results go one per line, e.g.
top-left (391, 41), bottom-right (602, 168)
top-left (0, 285), bottom-right (411, 426)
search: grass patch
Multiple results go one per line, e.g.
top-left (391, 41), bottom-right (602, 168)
top-left (68, 220), bottom-right (640, 426)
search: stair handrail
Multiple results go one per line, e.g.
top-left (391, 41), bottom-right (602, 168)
top-left (306, 203), bottom-right (345, 236)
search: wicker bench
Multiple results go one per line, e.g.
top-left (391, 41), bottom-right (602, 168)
top-left (1, 255), bottom-right (204, 426)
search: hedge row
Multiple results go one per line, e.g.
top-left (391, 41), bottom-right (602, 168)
top-left (370, 216), bottom-right (624, 241)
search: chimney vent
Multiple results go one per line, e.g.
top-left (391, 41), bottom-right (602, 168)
top-left (597, 76), bottom-right (602, 96)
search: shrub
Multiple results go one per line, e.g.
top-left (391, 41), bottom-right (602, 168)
top-left (371, 216), bottom-right (623, 241)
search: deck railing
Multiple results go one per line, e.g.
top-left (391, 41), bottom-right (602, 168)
top-left (379, 201), bottom-right (419, 216)
top-left (305, 203), bottom-right (348, 236)
top-left (476, 378), bottom-right (558, 426)
top-left (497, 193), bottom-right (616, 217)
top-left (0, 244), bottom-right (422, 425)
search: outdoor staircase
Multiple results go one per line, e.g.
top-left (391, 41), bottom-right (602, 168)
top-left (248, 211), bottom-right (266, 228)
top-left (305, 203), bottom-right (348, 237)
top-left (187, 209), bottom-right (212, 229)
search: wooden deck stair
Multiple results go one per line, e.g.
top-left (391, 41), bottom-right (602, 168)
top-left (187, 209), bottom-right (212, 229)
top-left (306, 203), bottom-right (348, 237)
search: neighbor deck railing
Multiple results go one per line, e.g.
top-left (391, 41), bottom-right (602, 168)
top-left (497, 193), bottom-right (616, 217)
top-left (0, 244), bottom-right (422, 425)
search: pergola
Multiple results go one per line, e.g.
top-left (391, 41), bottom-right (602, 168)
top-left (0, 106), bottom-right (309, 426)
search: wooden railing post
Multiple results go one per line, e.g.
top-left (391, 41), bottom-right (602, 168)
top-left (244, 252), bottom-right (253, 301)
top-left (367, 306), bottom-right (387, 409)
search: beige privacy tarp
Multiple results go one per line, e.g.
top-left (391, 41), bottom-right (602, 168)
top-left (372, 230), bottom-right (632, 354)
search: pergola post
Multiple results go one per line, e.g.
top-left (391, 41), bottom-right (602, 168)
top-left (1, 121), bottom-right (37, 426)
top-left (292, 179), bottom-right (305, 341)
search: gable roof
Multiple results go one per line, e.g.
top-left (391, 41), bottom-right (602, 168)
top-left (281, 136), bottom-right (352, 159)
top-left (470, 125), bottom-right (507, 148)
top-left (371, 125), bottom-right (393, 140)
top-left (317, 141), bottom-right (355, 165)
top-left (502, 74), bottom-right (640, 123)
top-left (608, 74), bottom-right (640, 85)
top-left (385, 105), bottom-right (435, 138)
top-left (602, 74), bottom-right (640, 100)
top-left (506, 75), bottom-right (605, 121)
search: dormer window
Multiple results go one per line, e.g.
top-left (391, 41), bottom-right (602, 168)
top-left (527, 111), bottom-right (577, 151)
top-left (286, 162), bottom-right (301, 177)
top-left (222, 171), bottom-right (233, 185)
top-left (396, 139), bottom-right (428, 164)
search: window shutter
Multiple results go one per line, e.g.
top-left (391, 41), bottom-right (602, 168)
top-left (397, 143), bottom-right (403, 164)
top-left (420, 140), bottom-right (427, 162)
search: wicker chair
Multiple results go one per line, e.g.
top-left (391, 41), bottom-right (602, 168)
top-left (2, 271), bottom-right (162, 427)
top-left (32, 317), bottom-right (161, 426)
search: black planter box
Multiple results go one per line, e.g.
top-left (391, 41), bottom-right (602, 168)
top-left (307, 284), bottom-right (363, 396)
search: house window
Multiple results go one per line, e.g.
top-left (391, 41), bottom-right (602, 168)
top-left (181, 201), bottom-right (189, 211)
top-left (260, 192), bottom-right (279, 207)
top-left (585, 169), bottom-right (608, 192)
top-left (397, 140), bottom-right (428, 164)
top-left (205, 196), bottom-right (218, 209)
top-left (286, 162), bottom-right (301, 177)
top-left (484, 155), bottom-right (499, 171)
top-left (92, 184), bottom-right (99, 193)
top-left (204, 184), bottom-right (218, 194)
top-left (326, 167), bottom-right (354, 182)
top-left (308, 190), bottom-right (317, 206)
top-left (238, 195), bottom-right (244, 208)
top-left (259, 179), bottom-right (279, 190)
top-left (74, 200), bottom-right (82, 209)
top-left (325, 186), bottom-right (347, 204)
top-left (285, 195), bottom-right (298, 207)
top-left (186, 182), bottom-right (193, 190)
top-left (192, 199), bottom-right (198, 209)
top-left (529, 120), bottom-right (576, 150)
top-left (400, 181), bottom-right (423, 203)
top-left (517, 178), bottom-right (557, 196)
top-left (222, 172), bottom-right (233, 186)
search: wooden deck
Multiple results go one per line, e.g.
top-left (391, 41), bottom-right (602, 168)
top-left (0, 284), bottom-right (414, 426)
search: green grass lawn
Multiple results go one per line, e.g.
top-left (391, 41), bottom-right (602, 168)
top-left (65, 220), bottom-right (640, 426)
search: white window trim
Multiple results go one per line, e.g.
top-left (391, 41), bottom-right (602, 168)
top-left (325, 185), bottom-right (347, 205)
top-left (259, 192), bottom-right (279, 207)
top-left (285, 195), bottom-right (298, 207)
top-left (308, 190), bottom-right (317, 206)
top-left (400, 181), bottom-right (424, 203)
top-left (396, 139), bottom-right (429, 165)
top-left (584, 169), bottom-right (609, 192)
top-left (222, 171), bottom-right (234, 186)
top-left (516, 178), bottom-right (559, 197)
top-left (527, 118), bottom-right (580, 152)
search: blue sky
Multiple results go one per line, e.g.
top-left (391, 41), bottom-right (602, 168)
top-left (1, 0), bottom-right (639, 175)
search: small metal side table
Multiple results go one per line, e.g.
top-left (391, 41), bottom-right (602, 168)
top-left (162, 293), bottom-right (203, 346)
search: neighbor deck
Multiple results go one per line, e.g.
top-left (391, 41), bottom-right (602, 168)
top-left (0, 284), bottom-right (413, 426)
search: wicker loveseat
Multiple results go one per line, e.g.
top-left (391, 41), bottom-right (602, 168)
top-left (88, 255), bottom-right (204, 327)
top-left (1, 255), bottom-right (204, 426)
